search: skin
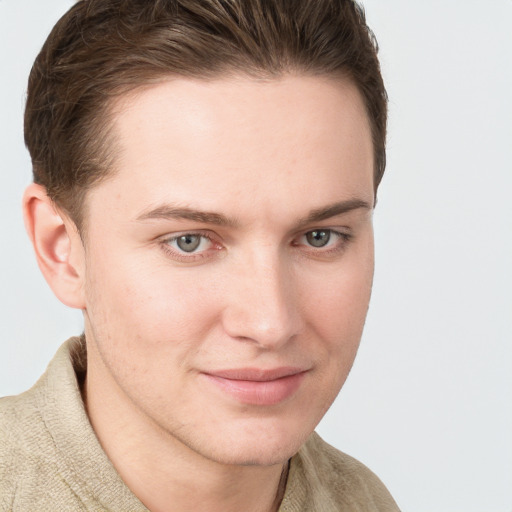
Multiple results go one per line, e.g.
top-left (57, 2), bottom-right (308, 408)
top-left (24, 75), bottom-right (375, 512)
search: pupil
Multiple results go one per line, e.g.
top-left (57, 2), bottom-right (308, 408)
top-left (307, 230), bottom-right (330, 248)
top-left (177, 235), bottom-right (201, 252)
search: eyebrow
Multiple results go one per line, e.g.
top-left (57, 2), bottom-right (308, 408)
top-left (136, 205), bottom-right (238, 227)
top-left (136, 198), bottom-right (372, 228)
top-left (295, 198), bottom-right (372, 229)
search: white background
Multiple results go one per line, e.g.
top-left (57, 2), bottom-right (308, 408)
top-left (1, 1), bottom-right (511, 510)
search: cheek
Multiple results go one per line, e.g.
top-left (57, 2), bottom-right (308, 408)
top-left (298, 245), bottom-right (374, 402)
top-left (82, 255), bottom-right (222, 405)
top-left (83, 249), bottom-right (220, 356)
top-left (302, 259), bottom-right (373, 404)
top-left (305, 255), bottom-right (373, 338)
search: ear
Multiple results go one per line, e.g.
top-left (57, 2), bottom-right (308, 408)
top-left (23, 183), bottom-right (86, 309)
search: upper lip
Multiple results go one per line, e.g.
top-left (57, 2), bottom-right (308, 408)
top-left (204, 367), bottom-right (308, 382)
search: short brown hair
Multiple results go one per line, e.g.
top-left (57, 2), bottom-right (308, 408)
top-left (24, 0), bottom-right (387, 229)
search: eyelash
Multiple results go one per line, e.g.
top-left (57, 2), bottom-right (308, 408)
top-left (159, 229), bottom-right (353, 262)
top-left (160, 231), bottom-right (220, 263)
top-left (294, 230), bottom-right (353, 257)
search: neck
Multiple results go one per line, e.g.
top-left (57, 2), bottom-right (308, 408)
top-left (83, 344), bottom-right (289, 512)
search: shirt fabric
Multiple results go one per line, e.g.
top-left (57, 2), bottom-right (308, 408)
top-left (0, 338), bottom-right (400, 511)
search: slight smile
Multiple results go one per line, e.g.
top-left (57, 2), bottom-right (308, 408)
top-left (201, 367), bottom-right (309, 406)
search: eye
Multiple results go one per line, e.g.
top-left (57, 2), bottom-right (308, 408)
top-left (305, 230), bottom-right (332, 248)
top-left (294, 228), bottom-right (352, 255)
top-left (165, 233), bottom-right (214, 254)
top-left (175, 234), bottom-right (202, 252)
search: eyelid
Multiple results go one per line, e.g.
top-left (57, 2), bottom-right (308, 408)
top-left (296, 226), bottom-right (352, 242)
top-left (159, 230), bottom-right (223, 262)
top-left (160, 228), bottom-right (221, 243)
top-left (293, 228), bottom-right (353, 255)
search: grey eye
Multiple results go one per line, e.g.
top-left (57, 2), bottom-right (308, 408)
top-left (306, 230), bottom-right (331, 248)
top-left (176, 234), bottom-right (201, 252)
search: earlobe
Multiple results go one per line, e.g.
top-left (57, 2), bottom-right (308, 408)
top-left (22, 183), bottom-right (86, 309)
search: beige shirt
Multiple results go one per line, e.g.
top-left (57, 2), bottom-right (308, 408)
top-left (0, 338), bottom-right (400, 511)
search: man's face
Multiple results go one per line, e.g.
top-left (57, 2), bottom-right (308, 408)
top-left (79, 75), bottom-right (375, 466)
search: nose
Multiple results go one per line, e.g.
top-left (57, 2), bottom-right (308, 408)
top-left (221, 249), bottom-right (303, 350)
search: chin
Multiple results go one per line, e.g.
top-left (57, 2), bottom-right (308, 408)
top-left (205, 441), bottom-right (301, 467)
top-left (184, 417), bottom-right (314, 467)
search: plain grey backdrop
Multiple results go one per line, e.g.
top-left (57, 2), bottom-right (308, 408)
top-left (1, 1), bottom-right (511, 510)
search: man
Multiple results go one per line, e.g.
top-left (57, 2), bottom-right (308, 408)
top-left (0, 0), bottom-right (399, 510)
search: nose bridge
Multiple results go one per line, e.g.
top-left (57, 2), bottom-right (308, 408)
top-left (222, 245), bottom-right (301, 348)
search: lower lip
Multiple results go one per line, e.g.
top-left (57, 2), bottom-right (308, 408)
top-left (202, 372), bottom-right (306, 406)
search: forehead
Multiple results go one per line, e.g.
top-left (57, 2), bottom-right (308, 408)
top-left (86, 74), bottom-right (374, 226)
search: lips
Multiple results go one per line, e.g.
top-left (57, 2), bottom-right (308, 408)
top-left (201, 367), bottom-right (307, 406)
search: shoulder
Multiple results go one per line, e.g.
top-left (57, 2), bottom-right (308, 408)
top-left (0, 341), bottom-right (76, 474)
top-left (0, 382), bottom-right (54, 509)
top-left (281, 432), bottom-right (400, 511)
top-left (0, 374), bottom-right (51, 465)
top-left (0, 340), bottom-right (88, 511)
top-left (301, 432), bottom-right (391, 490)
